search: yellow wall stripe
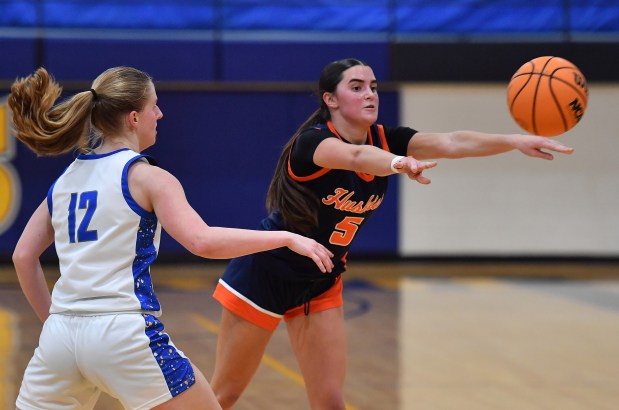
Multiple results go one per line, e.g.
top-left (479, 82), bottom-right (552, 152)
top-left (0, 104), bottom-right (7, 153)
top-left (0, 309), bottom-right (15, 410)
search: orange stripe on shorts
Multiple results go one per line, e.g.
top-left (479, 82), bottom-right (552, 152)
top-left (283, 276), bottom-right (344, 320)
top-left (213, 280), bottom-right (282, 331)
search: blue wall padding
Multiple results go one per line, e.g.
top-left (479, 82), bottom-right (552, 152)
top-left (0, 38), bottom-right (38, 79)
top-left (221, 41), bottom-right (389, 82)
top-left (44, 38), bottom-right (218, 81)
top-left (1, 1), bottom-right (618, 34)
top-left (0, 38), bottom-right (389, 83)
top-left (0, 87), bottom-right (400, 259)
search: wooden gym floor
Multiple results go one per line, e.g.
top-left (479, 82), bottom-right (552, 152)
top-left (1, 260), bottom-right (618, 410)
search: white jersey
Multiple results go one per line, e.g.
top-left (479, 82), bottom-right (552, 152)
top-left (47, 148), bottom-right (162, 316)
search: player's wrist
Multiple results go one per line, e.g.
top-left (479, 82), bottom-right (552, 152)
top-left (390, 156), bottom-right (405, 174)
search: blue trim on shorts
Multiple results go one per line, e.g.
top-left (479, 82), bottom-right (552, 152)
top-left (142, 314), bottom-right (195, 396)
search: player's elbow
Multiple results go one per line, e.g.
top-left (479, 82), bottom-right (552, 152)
top-left (186, 237), bottom-right (215, 259)
top-left (186, 233), bottom-right (228, 260)
top-left (12, 245), bottom-right (37, 271)
top-left (433, 132), bottom-right (468, 159)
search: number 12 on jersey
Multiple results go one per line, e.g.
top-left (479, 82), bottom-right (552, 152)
top-left (68, 191), bottom-right (98, 243)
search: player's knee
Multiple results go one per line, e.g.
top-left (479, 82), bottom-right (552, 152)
top-left (310, 389), bottom-right (346, 410)
top-left (214, 388), bottom-right (242, 409)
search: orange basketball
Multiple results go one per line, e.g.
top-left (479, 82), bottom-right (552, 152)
top-left (507, 56), bottom-right (588, 136)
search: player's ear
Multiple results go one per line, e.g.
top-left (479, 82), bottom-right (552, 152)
top-left (127, 111), bottom-right (139, 127)
top-left (323, 92), bottom-right (337, 109)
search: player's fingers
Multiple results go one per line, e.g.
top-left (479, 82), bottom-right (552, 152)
top-left (318, 254), bottom-right (333, 273)
top-left (317, 254), bottom-right (333, 273)
top-left (404, 158), bottom-right (434, 173)
top-left (320, 244), bottom-right (334, 258)
top-left (419, 160), bottom-right (438, 170)
top-left (529, 149), bottom-right (555, 160)
top-left (405, 170), bottom-right (431, 184)
top-left (546, 142), bottom-right (574, 154)
top-left (315, 245), bottom-right (334, 272)
top-left (414, 174), bottom-right (432, 184)
top-left (312, 255), bottom-right (327, 273)
top-left (409, 160), bottom-right (437, 175)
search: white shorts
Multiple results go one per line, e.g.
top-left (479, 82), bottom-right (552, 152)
top-left (16, 313), bottom-right (195, 410)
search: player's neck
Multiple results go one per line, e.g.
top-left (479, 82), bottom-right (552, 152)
top-left (330, 119), bottom-right (367, 145)
top-left (95, 137), bottom-right (139, 154)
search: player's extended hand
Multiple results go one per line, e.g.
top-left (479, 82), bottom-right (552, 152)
top-left (287, 234), bottom-right (334, 273)
top-left (393, 156), bottom-right (438, 184)
top-left (513, 134), bottom-right (575, 160)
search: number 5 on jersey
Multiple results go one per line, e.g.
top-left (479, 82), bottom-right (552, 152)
top-left (329, 216), bottom-right (364, 246)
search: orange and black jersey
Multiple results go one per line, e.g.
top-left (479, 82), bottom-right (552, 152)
top-left (260, 121), bottom-right (417, 279)
top-left (217, 122), bottom-right (417, 317)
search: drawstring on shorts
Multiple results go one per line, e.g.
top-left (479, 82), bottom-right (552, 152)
top-left (297, 284), bottom-right (314, 316)
top-left (296, 273), bottom-right (340, 316)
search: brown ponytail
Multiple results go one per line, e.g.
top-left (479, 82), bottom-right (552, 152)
top-left (8, 66), bottom-right (153, 156)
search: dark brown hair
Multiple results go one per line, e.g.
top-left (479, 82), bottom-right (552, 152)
top-left (266, 58), bottom-right (369, 232)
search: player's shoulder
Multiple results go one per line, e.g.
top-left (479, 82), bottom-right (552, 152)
top-left (127, 156), bottom-right (170, 185)
top-left (298, 124), bottom-right (337, 143)
top-left (301, 123), bottom-right (331, 134)
top-left (381, 125), bottom-right (418, 142)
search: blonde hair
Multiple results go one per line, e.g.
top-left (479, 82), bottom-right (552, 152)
top-left (8, 66), bottom-right (153, 156)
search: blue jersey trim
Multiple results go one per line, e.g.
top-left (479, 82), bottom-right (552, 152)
top-left (133, 214), bottom-right (160, 312)
top-left (46, 181), bottom-right (56, 216)
top-left (46, 164), bottom-right (72, 217)
top-left (142, 315), bottom-right (195, 396)
top-left (118, 152), bottom-right (161, 312)
top-left (76, 148), bottom-right (131, 160)
top-left (121, 154), bottom-right (157, 219)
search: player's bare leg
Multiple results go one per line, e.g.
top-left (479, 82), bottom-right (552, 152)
top-left (152, 366), bottom-right (221, 410)
top-left (286, 307), bottom-right (347, 410)
top-left (211, 308), bottom-right (274, 409)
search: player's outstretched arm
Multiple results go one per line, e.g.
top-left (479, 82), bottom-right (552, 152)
top-left (314, 137), bottom-right (437, 180)
top-left (408, 131), bottom-right (574, 160)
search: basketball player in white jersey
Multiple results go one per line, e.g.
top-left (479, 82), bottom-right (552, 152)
top-left (8, 66), bottom-right (334, 410)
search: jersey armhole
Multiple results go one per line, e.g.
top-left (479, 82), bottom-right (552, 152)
top-left (122, 155), bottom-right (157, 219)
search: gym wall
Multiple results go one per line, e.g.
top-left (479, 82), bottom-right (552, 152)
top-left (1, 1), bottom-right (618, 260)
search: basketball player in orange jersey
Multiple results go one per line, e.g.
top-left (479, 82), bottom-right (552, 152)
top-left (210, 58), bottom-right (574, 410)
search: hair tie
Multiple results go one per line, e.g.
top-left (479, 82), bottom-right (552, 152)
top-left (90, 88), bottom-right (98, 101)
